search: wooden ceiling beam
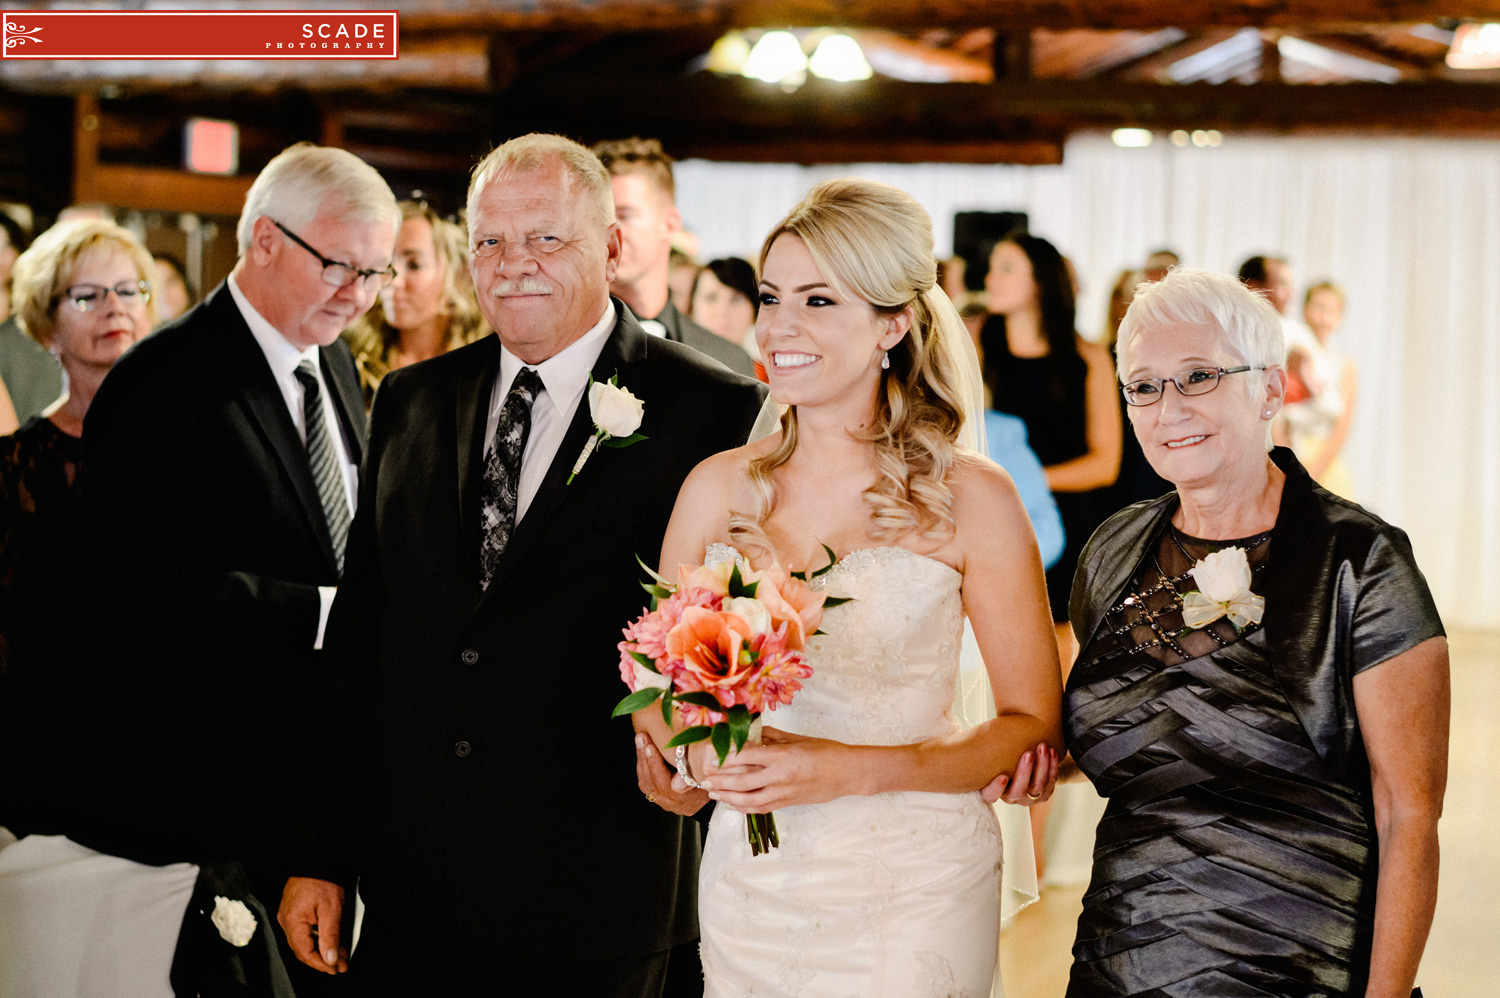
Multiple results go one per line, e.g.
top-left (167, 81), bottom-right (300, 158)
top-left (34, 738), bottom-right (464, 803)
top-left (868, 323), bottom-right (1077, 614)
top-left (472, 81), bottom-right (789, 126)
top-left (389, 0), bottom-right (1499, 32)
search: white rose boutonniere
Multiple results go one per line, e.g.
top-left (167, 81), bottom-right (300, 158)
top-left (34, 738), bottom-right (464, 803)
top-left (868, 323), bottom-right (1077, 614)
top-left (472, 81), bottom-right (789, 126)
top-left (210, 895), bottom-right (257, 948)
top-left (568, 373), bottom-right (646, 484)
top-left (1181, 546), bottom-right (1265, 630)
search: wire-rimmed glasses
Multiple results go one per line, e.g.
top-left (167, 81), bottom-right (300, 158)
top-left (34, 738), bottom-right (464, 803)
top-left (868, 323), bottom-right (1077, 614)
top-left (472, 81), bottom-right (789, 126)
top-left (1120, 366), bottom-right (1262, 407)
top-left (273, 220), bottom-right (396, 291)
top-left (61, 281), bottom-right (151, 313)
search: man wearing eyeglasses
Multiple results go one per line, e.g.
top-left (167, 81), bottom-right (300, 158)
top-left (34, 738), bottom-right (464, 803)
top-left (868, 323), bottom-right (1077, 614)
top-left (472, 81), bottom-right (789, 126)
top-left (69, 142), bottom-right (397, 996)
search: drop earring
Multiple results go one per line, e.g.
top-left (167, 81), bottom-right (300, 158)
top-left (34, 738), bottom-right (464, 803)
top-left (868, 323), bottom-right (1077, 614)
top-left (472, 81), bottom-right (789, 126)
top-left (880, 351), bottom-right (890, 370)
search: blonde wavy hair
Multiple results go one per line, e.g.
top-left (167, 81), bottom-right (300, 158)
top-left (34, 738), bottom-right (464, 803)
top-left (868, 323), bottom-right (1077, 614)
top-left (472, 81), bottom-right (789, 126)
top-left (12, 218), bottom-right (157, 346)
top-left (729, 178), bottom-right (978, 559)
top-left (343, 201), bottom-right (485, 402)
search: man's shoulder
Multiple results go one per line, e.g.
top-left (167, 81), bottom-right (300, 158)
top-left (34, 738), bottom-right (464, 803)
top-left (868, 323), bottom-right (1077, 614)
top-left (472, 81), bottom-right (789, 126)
top-left (637, 333), bottom-right (764, 400)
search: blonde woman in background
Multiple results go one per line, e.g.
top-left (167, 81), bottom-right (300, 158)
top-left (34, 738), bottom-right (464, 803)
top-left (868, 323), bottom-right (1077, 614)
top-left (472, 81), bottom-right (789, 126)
top-left (1278, 281), bottom-right (1357, 499)
top-left (343, 200), bottom-right (484, 406)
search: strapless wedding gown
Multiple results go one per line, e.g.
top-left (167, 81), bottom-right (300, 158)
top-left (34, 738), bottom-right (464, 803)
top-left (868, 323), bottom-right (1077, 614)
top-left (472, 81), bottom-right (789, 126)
top-left (698, 544), bottom-right (1003, 998)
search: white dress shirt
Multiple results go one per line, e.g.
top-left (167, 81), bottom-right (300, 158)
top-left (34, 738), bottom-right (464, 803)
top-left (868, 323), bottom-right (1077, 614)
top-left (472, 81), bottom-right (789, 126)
top-left (227, 275), bottom-right (359, 648)
top-left (484, 303), bottom-right (616, 523)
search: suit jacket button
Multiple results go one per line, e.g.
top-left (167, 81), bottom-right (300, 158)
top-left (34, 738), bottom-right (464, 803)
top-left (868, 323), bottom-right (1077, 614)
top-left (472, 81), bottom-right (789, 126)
top-left (454, 740), bottom-right (472, 758)
top-left (460, 649), bottom-right (479, 665)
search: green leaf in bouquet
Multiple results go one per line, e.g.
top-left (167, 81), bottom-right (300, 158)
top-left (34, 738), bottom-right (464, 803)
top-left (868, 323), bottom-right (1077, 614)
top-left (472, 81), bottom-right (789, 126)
top-left (727, 704), bottom-right (752, 753)
top-left (789, 570), bottom-right (807, 581)
top-left (601, 432), bottom-right (648, 449)
top-left (676, 691), bottom-right (726, 711)
top-left (639, 581), bottom-right (674, 600)
top-left (821, 595), bottom-right (853, 608)
top-left (711, 721), bottom-right (732, 767)
top-left (660, 686), bottom-right (675, 727)
top-left (611, 687), bottom-right (664, 717)
top-left (629, 649), bottom-right (660, 673)
top-left (635, 554), bottom-right (674, 588)
top-left (607, 371), bottom-right (619, 386)
top-left (810, 543), bottom-right (840, 578)
top-left (727, 563), bottom-right (759, 599)
top-left (665, 725), bottom-right (712, 748)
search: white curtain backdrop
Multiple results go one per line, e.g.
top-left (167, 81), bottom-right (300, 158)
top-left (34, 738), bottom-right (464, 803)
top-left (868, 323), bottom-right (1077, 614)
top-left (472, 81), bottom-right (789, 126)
top-left (677, 135), bottom-right (1500, 629)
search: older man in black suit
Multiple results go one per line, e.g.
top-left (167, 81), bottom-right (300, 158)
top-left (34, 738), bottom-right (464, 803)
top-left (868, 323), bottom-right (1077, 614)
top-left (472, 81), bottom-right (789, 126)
top-left (279, 133), bottom-right (766, 997)
top-left (71, 142), bottom-right (397, 993)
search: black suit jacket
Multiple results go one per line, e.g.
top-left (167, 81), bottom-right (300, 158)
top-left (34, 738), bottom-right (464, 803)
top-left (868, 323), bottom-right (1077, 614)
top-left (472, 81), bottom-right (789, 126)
top-left (300, 302), bottom-right (767, 962)
top-left (653, 298), bottom-right (758, 379)
top-left (67, 282), bottom-right (367, 874)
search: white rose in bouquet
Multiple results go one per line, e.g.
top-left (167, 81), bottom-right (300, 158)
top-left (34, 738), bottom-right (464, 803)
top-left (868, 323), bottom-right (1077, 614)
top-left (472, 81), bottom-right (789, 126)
top-left (723, 596), bottom-right (773, 636)
top-left (633, 660), bottom-right (672, 692)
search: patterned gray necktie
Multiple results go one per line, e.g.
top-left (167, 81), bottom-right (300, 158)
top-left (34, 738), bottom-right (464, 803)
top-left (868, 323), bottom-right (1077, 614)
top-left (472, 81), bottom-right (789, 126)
top-left (479, 366), bottom-right (544, 590)
top-left (294, 361), bottom-right (352, 574)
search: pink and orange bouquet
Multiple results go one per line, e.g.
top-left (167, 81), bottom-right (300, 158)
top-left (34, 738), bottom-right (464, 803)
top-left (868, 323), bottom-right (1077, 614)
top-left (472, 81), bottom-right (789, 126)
top-left (612, 552), bottom-right (847, 854)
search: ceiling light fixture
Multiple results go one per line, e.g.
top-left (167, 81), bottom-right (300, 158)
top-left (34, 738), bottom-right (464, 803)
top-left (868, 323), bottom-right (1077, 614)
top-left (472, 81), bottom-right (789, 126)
top-left (808, 32), bottom-right (873, 81)
top-left (1111, 128), bottom-right (1154, 148)
top-left (743, 30), bottom-right (808, 87)
top-left (1447, 22), bottom-right (1500, 68)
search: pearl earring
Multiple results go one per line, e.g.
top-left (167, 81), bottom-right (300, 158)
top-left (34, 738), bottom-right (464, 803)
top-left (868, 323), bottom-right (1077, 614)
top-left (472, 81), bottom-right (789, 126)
top-left (1264, 410), bottom-right (1272, 417)
top-left (881, 351), bottom-right (890, 370)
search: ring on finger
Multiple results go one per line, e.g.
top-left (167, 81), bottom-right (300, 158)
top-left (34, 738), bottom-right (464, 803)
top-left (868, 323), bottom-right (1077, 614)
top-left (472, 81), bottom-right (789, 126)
top-left (1025, 790), bottom-right (1042, 801)
top-left (645, 792), bottom-right (656, 803)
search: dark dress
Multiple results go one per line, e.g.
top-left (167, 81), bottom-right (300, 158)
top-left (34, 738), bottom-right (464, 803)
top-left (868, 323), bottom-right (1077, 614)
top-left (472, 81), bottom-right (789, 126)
top-left (1063, 448), bottom-right (1444, 997)
top-left (983, 315), bottom-right (1109, 621)
top-left (0, 416), bottom-right (80, 675)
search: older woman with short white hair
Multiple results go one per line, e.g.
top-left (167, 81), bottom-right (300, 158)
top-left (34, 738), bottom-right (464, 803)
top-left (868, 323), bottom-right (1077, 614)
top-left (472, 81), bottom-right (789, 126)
top-left (1062, 268), bottom-right (1447, 998)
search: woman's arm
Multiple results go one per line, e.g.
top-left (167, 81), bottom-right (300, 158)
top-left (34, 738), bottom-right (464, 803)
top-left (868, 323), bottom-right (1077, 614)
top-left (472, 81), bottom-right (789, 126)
top-left (702, 460), bottom-right (1064, 812)
top-left (1045, 338), bottom-right (1122, 493)
top-left (0, 374), bottom-right (18, 436)
top-left (1354, 635), bottom-right (1449, 998)
top-left (1308, 358), bottom-right (1357, 479)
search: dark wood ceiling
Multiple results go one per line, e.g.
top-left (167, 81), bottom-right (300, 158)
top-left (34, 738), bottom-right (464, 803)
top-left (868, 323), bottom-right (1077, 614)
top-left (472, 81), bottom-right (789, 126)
top-left (3, 0), bottom-right (1500, 215)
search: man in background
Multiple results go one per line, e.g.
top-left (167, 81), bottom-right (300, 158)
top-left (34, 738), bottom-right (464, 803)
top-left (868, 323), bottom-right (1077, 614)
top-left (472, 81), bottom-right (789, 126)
top-left (593, 137), bottom-right (756, 377)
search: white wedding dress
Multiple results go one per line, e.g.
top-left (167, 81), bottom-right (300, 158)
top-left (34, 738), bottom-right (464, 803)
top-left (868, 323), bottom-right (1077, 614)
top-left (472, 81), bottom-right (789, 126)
top-left (698, 544), bottom-right (1004, 998)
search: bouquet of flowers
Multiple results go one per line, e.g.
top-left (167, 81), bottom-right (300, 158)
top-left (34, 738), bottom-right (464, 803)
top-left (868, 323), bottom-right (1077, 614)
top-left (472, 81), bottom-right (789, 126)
top-left (612, 551), bottom-right (847, 855)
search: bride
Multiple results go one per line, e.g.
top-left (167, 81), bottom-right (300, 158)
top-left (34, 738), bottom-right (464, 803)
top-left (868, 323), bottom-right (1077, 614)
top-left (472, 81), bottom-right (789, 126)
top-left (636, 178), bottom-right (1064, 997)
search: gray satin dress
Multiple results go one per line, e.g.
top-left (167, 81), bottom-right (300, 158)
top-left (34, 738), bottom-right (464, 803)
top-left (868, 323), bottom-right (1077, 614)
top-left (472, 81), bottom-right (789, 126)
top-left (1063, 497), bottom-right (1440, 998)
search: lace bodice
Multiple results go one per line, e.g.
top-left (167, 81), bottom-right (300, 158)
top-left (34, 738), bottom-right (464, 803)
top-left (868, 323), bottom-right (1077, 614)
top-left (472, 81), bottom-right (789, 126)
top-left (705, 543), bottom-right (965, 746)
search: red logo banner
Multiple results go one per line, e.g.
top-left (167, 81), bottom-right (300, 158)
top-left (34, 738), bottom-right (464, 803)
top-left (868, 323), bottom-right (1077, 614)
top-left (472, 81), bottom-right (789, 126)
top-left (0, 10), bottom-right (399, 60)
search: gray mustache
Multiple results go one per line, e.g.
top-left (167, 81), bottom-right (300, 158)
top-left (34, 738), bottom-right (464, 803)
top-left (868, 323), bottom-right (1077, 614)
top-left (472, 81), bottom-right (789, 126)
top-left (490, 279), bottom-right (555, 296)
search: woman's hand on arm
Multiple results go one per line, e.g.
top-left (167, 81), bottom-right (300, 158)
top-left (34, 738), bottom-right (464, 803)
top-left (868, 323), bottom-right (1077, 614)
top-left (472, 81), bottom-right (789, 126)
top-left (1355, 635), bottom-right (1449, 998)
top-left (1045, 339), bottom-right (1123, 493)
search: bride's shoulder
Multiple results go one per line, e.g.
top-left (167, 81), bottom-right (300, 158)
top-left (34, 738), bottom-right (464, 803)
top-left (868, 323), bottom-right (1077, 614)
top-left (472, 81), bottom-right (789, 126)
top-left (948, 452), bottom-right (1029, 541)
top-left (675, 434), bottom-right (777, 512)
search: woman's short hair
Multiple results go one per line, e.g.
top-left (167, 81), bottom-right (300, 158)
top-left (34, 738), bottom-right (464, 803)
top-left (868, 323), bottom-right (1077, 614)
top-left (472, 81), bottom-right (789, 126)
top-left (467, 133), bottom-right (614, 231)
top-left (12, 217), bottom-right (157, 346)
top-left (731, 177), bottom-right (976, 550)
top-left (1116, 267), bottom-right (1286, 382)
top-left (694, 257), bottom-right (759, 316)
top-left (236, 142), bottom-right (399, 255)
top-left (1304, 280), bottom-right (1344, 308)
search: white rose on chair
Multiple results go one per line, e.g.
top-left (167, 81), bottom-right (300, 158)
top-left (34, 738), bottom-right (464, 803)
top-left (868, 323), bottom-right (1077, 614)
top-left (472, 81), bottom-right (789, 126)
top-left (568, 373), bottom-right (648, 484)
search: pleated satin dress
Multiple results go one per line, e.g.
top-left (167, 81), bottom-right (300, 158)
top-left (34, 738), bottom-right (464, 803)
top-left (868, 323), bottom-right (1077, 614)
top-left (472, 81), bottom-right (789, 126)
top-left (1061, 450), bottom-right (1444, 998)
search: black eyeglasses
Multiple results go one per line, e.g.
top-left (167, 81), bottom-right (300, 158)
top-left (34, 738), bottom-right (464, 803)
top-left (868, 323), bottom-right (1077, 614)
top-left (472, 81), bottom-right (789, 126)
top-left (273, 220), bottom-right (396, 291)
top-left (1120, 366), bottom-right (1262, 407)
top-left (62, 281), bottom-right (151, 313)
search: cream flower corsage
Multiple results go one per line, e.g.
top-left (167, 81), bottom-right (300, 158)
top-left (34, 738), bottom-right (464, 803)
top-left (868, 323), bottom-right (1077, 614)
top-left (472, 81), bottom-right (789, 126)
top-left (1180, 546), bottom-right (1265, 631)
top-left (210, 896), bottom-right (257, 947)
top-left (568, 373), bottom-right (646, 484)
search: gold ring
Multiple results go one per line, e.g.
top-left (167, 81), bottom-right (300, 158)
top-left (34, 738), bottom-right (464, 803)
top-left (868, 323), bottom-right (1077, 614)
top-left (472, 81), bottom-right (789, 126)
top-left (646, 792), bottom-right (657, 803)
top-left (1025, 790), bottom-right (1042, 801)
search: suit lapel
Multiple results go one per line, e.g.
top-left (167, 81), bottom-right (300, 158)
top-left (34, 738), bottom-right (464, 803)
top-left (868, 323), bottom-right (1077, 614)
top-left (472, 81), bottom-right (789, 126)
top-left (320, 340), bottom-right (368, 463)
top-left (213, 287), bottom-right (340, 574)
top-left (477, 305), bottom-right (650, 603)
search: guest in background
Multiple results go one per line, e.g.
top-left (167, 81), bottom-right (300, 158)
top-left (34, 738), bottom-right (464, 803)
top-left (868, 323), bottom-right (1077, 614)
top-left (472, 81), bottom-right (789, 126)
top-left (0, 212), bottom-right (27, 324)
top-left (980, 233), bottom-right (1121, 656)
top-left (1102, 268), bottom-right (1172, 510)
top-left (593, 137), bottom-right (757, 377)
top-left (0, 215), bottom-right (61, 434)
top-left (1066, 267), bottom-right (1445, 998)
top-left (150, 253), bottom-right (194, 324)
top-left (343, 199), bottom-right (484, 406)
top-left (1142, 247), bottom-right (1179, 283)
top-left (0, 218), bottom-right (155, 686)
top-left (1278, 281), bottom-right (1357, 498)
top-left (689, 256), bottom-right (758, 356)
top-left (1239, 253), bottom-right (1314, 354)
top-left (985, 409), bottom-right (1065, 570)
top-left (667, 246), bottom-right (699, 316)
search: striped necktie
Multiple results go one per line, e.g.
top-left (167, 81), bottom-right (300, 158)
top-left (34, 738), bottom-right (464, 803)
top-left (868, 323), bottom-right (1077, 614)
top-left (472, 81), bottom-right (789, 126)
top-left (294, 360), bottom-right (352, 574)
